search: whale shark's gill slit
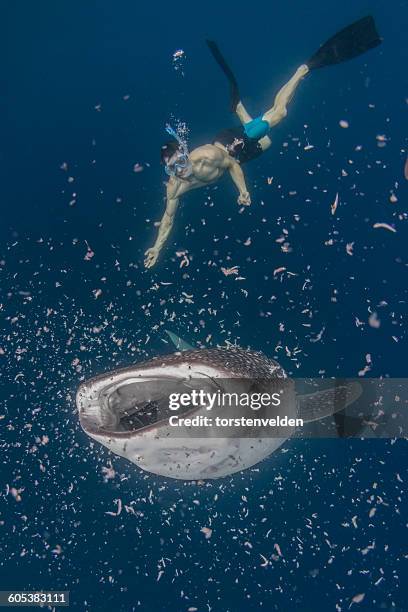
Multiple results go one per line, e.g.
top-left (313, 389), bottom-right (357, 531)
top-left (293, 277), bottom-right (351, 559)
top-left (120, 400), bottom-right (160, 430)
top-left (193, 371), bottom-right (224, 392)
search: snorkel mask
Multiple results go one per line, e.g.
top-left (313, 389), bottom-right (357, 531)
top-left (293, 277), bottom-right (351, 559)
top-left (164, 124), bottom-right (192, 178)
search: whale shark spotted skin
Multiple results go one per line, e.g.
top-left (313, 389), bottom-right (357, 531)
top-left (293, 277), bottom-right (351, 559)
top-left (76, 346), bottom-right (361, 480)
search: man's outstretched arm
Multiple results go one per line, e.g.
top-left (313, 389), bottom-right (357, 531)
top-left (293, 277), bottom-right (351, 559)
top-left (144, 191), bottom-right (179, 268)
top-left (228, 159), bottom-right (251, 205)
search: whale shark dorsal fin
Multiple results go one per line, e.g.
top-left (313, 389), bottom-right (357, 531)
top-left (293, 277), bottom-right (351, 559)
top-left (165, 330), bottom-right (195, 351)
top-left (298, 382), bottom-right (362, 423)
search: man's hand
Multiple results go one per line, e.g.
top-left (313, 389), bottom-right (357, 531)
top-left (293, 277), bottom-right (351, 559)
top-left (238, 191), bottom-right (251, 206)
top-left (144, 247), bottom-right (160, 269)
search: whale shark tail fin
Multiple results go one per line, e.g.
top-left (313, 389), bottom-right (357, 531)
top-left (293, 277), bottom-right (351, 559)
top-left (333, 411), bottom-right (371, 438)
top-left (164, 330), bottom-right (195, 351)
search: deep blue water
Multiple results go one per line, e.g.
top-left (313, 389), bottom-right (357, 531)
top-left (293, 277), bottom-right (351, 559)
top-left (1, 1), bottom-right (407, 610)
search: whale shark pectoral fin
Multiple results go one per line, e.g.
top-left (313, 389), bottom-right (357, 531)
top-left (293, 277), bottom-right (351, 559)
top-left (164, 330), bottom-right (195, 352)
top-left (298, 382), bottom-right (363, 423)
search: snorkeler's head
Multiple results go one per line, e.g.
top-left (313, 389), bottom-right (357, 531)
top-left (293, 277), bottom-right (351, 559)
top-left (161, 124), bottom-right (193, 179)
top-left (166, 151), bottom-right (193, 179)
top-left (161, 142), bottom-right (192, 179)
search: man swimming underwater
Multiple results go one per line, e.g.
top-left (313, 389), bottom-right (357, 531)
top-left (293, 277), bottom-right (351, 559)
top-left (144, 16), bottom-right (381, 268)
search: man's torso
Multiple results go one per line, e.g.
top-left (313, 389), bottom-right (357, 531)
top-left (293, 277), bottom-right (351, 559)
top-left (168, 144), bottom-right (231, 198)
top-left (189, 144), bottom-right (231, 182)
top-left (168, 131), bottom-right (263, 198)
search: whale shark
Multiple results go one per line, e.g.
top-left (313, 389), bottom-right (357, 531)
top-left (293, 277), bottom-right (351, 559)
top-left (76, 334), bottom-right (363, 479)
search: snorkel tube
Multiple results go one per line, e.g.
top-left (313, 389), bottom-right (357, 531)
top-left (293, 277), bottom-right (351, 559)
top-left (165, 124), bottom-right (189, 153)
top-left (164, 124), bottom-right (192, 178)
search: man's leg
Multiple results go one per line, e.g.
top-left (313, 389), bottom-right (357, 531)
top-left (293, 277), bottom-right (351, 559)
top-left (236, 64), bottom-right (309, 150)
top-left (262, 64), bottom-right (309, 128)
top-left (235, 101), bottom-right (272, 152)
top-left (235, 101), bottom-right (252, 124)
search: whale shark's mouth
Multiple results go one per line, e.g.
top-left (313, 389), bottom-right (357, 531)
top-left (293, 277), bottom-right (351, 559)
top-left (77, 374), bottom-right (220, 437)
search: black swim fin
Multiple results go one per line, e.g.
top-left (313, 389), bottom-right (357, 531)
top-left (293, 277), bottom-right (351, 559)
top-left (206, 39), bottom-right (241, 112)
top-left (307, 16), bottom-right (382, 70)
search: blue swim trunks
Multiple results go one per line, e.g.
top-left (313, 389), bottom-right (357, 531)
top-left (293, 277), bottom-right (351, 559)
top-left (243, 116), bottom-right (270, 140)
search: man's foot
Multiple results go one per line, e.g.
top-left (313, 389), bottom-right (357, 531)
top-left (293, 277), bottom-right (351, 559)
top-left (297, 64), bottom-right (310, 77)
